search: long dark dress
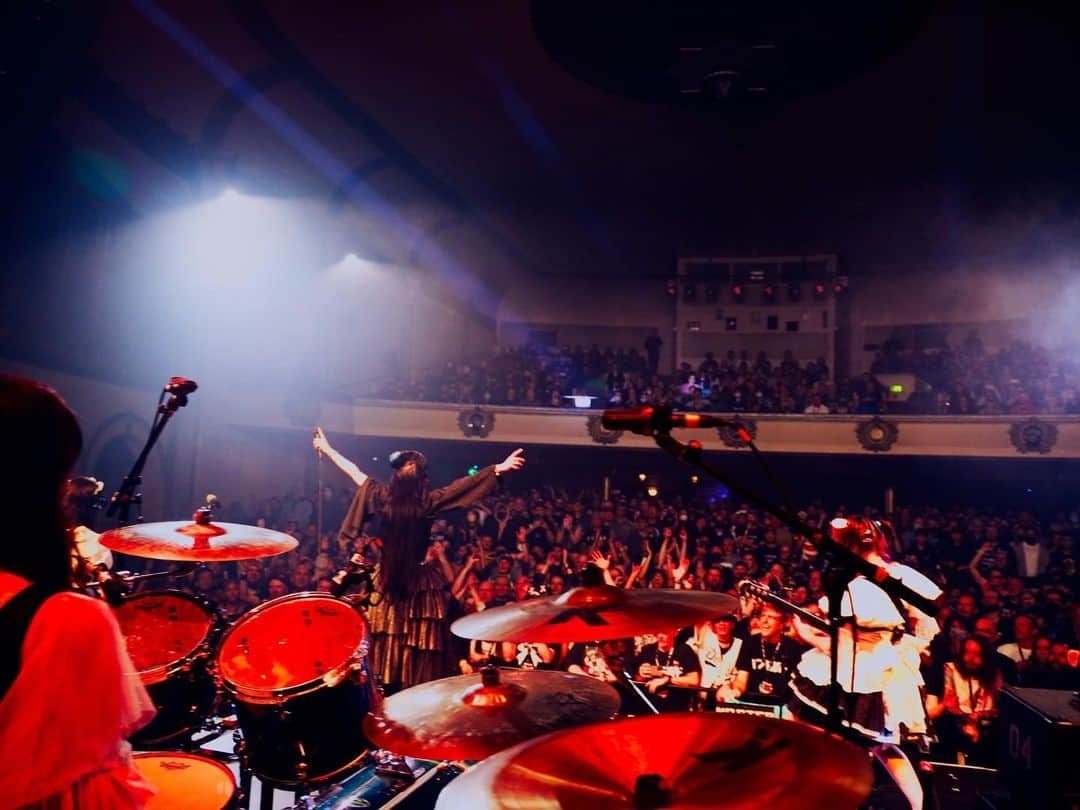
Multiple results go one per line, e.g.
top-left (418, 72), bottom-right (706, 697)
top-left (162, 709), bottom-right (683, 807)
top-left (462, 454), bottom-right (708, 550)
top-left (337, 466), bottom-right (498, 689)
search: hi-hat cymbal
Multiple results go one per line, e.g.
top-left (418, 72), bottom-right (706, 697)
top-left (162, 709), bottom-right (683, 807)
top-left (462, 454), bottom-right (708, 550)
top-left (363, 667), bottom-right (620, 761)
top-left (436, 713), bottom-right (872, 810)
top-left (100, 520), bottom-right (298, 561)
top-left (451, 585), bottom-right (739, 643)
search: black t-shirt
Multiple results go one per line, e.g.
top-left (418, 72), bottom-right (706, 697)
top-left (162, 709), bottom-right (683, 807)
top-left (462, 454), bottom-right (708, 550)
top-left (632, 642), bottom-right (701, 712)
top-left (735, 635), bottom-right (802, 705)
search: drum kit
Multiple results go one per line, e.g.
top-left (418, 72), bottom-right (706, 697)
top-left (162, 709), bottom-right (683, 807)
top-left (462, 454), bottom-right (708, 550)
top-left (96, 516), bottom-right (874, 810)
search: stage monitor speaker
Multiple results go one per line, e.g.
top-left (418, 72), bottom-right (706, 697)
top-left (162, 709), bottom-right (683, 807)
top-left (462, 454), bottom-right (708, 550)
top-left (997, 686), bottom-right (1080, 809)
top-left (924, 761), bottom-right (999, 810)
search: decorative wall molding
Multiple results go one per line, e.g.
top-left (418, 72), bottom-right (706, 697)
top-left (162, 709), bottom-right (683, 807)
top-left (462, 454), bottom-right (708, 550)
top-left (331, 403), bottom-right (1080, 459)
top-left (855, 418), bottom-right (899, 452)
top-left (587, 415), bottom-right (623, 445)
top-left (1009, 419), bottom-right (1058, 454)
top-left (717, 418), bottom-right (758, 449)
top-left (457, 408), bottom-right (495, 438)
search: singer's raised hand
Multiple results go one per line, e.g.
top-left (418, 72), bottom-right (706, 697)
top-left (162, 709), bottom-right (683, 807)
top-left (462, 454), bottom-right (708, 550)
top-left (312, 427), bottom-right (368, 487)
top-left (313, 426), bottom-right (332, 455)
top-left (495, 447), bottom-right (527, 475)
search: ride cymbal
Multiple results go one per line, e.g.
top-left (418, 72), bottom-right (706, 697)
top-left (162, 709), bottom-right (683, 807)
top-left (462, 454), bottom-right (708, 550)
top-left (435, 713), bottom-right (872, 810)
top-left (100, 520), bottom-right (298, 561)
top-left (364, 667), bottom-right (620, 761)
top-left (451, 585), bottom-right (739, 643)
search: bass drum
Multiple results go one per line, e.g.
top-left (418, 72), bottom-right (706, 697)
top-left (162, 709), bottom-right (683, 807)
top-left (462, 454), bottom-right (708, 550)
top-left (132, 751), bottom-right (237, 810)
top-left (113, 591), bottom-right (220, 745)
top-left (311, 758), bottom-right (466, 810)
top-left (216, 592), bottom-right (379, 786)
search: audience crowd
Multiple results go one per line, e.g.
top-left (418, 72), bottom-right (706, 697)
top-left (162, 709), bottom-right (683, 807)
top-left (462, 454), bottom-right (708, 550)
top-left (160, 481), bottom-right (1079, 769)
top-left (368, 336), bottom-right (1079, 416)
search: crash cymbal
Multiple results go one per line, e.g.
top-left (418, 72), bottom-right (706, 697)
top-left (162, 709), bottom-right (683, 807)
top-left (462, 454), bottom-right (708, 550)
top-left (435, 713), bottom-right (872, 810)
top-left (363, 667), bottom-right (620, 761)
top-left (100, 520), bottom-right (297, 561)
top-left (451, 585), bottom-right (739, 643)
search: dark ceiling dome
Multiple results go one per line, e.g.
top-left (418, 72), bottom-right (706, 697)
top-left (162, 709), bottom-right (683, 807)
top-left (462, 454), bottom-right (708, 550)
top-left (531, 1), bottom-right (934, 108)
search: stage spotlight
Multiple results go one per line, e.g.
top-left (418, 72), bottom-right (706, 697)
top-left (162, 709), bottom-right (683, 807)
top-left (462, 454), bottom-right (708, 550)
top-left (646, 485), bottom-right (659, 498)
top-left (731, 283), bottom-right (745, 303)
top-left (690, 475), bottom-right (700, 485)
top-left (761, 284), bottom-right (776, 304)
top-left (638, 472), bottom-right (647, 481)
top-left (813, 282), bottom-right (827, 300)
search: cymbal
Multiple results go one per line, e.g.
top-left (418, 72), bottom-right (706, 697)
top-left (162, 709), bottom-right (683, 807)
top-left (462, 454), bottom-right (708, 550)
top-left (363, 667), bottom-right (620, 761)
top-left (435, 713), bottom-right (872, 810)
top-left (100, 520), bottom-right (298, 561)
top-left (451, 585), bottom-right (739, 643)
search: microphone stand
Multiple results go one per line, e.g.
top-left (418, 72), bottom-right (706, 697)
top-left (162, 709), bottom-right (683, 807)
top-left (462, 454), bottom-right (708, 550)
top-left (316, 447), bottom-right (324, 544)
top-left (645, 418), bottom-right (937, 739)
top-left (106, 383), bottom-right (193, 527)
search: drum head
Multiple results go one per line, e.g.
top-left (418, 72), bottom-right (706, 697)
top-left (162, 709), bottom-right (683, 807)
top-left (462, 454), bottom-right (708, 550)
top-left (217, 593), bottom-right (368, 695)
top-left (113, 592), bottom-right (213, 684)
top-left (133, 752), bottom-right (235, 810)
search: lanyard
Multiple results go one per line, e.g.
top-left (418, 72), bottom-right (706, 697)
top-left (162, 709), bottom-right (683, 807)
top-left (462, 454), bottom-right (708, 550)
top-left (965, 675), bottom-right (981, 712)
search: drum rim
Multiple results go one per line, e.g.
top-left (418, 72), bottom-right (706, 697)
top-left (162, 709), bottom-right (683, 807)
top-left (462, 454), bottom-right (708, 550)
top-left (216, 591), bottom-right (370, 700)
top-left (114, 589), bottom-right (219, 685)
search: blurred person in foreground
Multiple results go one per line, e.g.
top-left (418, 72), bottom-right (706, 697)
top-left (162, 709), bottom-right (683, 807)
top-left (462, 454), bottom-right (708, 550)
top-left (0, 376), bottom-right (156, 807)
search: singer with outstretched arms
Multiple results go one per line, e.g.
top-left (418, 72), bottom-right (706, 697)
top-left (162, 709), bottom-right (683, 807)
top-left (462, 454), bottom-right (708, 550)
top-left (313, 428), bottom-right (526, 691)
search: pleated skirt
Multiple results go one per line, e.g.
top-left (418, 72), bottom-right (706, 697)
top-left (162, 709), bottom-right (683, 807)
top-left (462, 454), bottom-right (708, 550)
top-left (366, 564), bottom-right (453, 690)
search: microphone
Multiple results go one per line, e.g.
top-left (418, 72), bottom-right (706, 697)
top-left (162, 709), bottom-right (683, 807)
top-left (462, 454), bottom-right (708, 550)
top-left (601, 406), bottom-right (742, 435)
top-left (165, 377), bottom-right (198, 396)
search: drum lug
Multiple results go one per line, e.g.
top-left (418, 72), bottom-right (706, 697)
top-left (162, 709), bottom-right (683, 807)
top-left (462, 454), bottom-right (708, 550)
top-left (349, 663), bottom-right (368, 685)
top-left (321, 670), bottom-right (346, 688)
top-left (295, 742), bottom-right (309, 782)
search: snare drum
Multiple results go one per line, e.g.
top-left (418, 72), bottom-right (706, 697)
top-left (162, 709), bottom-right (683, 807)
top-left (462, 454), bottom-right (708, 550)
top-left (113, 591), bottom-right (220, 745)
top-left (132, 751), bottom-right (236, 810)
top-left (216, 592), bottom-right (379, 786)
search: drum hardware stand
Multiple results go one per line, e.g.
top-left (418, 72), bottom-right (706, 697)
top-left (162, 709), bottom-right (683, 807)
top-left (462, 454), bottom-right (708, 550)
top-left (106, 376), bottom-right (197, 527)
top-left (330, 553), bottom-right (373, 597)
top-left (373, 749), bottom-right (417, 781)
top-left (623, 671), bottom-right (662, 716)
top-left (88, 561), bottom-right (198, 605)
top-left (634, 404), bottom-right (937, 740)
